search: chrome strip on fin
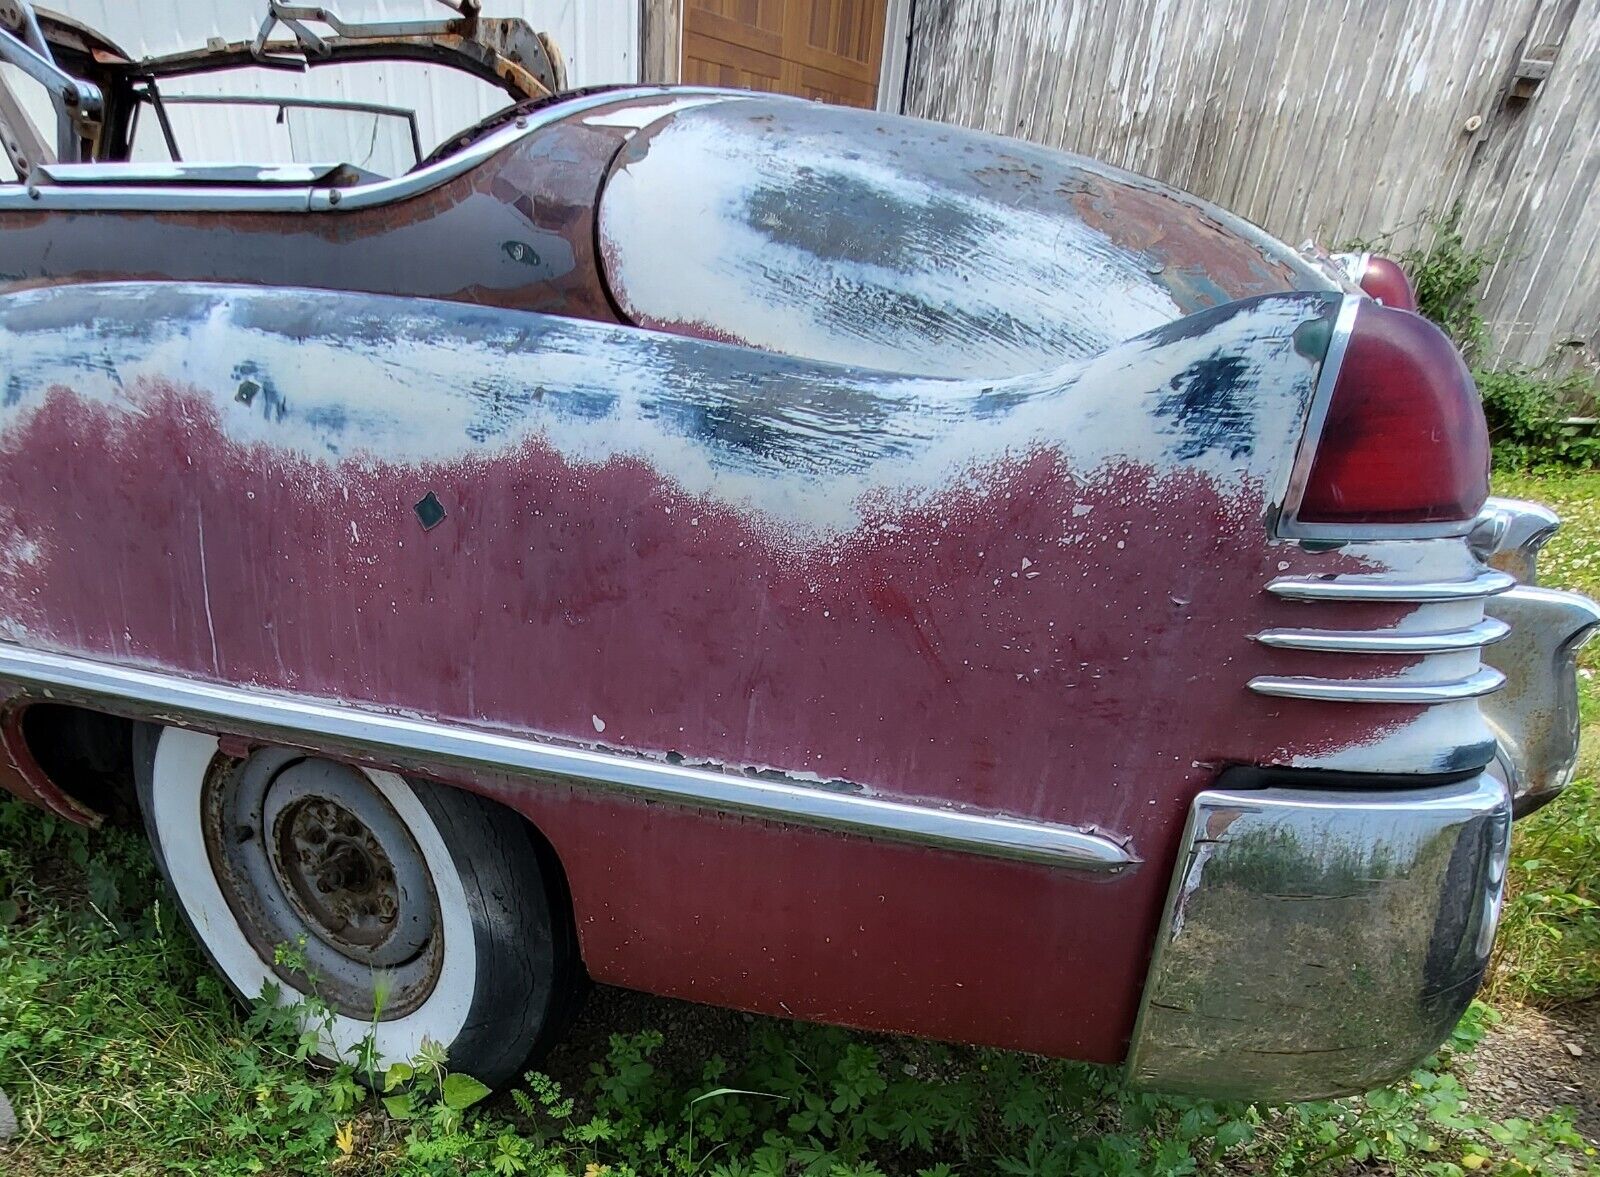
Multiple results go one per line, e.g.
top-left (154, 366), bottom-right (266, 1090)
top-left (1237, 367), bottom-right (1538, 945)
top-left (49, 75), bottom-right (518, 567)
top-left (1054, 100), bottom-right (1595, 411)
top-left (1251, 618), bottom-right (1509, 653)
top-left (1267, 569), bottom-right (1515, 602)
top-left (1249, 667), bottom-right (1506, 703)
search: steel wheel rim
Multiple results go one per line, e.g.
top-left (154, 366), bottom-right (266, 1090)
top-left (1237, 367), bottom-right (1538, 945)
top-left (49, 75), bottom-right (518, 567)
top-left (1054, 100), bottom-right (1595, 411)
top-left (201, 748), bottom-right (444, 1020)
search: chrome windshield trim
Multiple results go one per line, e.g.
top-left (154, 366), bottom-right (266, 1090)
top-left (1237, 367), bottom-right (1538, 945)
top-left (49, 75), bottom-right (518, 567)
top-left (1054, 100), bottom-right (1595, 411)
top-left (0, 85), bottom-right (752, 213)
top-left (1267, 569), bottom-right (1516, 602)
top-left (1248, 667), bottom-right (1506, 703)
top-left (1251, 617), bottom-right (1510, 653)
top-left (0, 644), bottom-right (1134, 872)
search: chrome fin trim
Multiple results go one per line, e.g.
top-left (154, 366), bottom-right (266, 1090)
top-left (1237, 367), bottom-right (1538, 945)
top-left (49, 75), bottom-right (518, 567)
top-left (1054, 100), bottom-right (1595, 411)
top-left (1481, 585), bottom-right (1600, 815)
top-left (1248, 667), bottom-right (1506, 703)
top-left (0, 644), bottom-right (1135, 872)
top-left (1266, 569), bottom-right (1516, 602)
top-left (1251, 617), bottom-right (1510, 653)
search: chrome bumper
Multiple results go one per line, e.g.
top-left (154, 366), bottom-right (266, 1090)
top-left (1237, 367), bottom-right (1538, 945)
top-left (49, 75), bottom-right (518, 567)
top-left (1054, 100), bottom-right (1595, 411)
top-left (1128, 773), bottom-right (1510, 1101)
top-left (1130, 496), bottom-right (1595, 1101)
top-left (1473, 499), bottom-right (1600, 816)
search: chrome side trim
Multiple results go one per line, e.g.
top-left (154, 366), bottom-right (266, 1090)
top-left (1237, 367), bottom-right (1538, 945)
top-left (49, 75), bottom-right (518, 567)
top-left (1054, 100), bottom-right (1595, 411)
top-left (0, 644), bottom-right (1134, 872)
top-left (1248, 667), bottom-right (1505, 703)
top-left (1251, 617), bottom-right (1510, 653)
top-left (1274, 293), bottom-right (1360, 539)
top-left (0, 85), bottom-right (752, 213)
top-left (1128, 773), bottom-right (1511, 1101)
top-left (1267, 569), bottom-right (1516, 602)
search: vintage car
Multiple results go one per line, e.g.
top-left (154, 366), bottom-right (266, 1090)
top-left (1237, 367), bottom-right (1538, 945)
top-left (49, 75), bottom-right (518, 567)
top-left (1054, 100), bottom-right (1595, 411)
top-left (0, 2), bottom-right (1596, 1103)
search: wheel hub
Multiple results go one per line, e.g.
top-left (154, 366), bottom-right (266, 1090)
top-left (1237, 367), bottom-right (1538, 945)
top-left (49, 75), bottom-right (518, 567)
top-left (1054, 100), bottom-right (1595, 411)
top-left (276, 797), bottom-right (400, 952)
top-left (202, 750), bottom-right (443, 1019)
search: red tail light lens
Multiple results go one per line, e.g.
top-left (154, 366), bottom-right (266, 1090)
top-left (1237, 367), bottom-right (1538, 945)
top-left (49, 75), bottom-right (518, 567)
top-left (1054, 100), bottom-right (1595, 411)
top-left (1357, 255), bottom-right (1418, 312)
top-left (1294, 300), bottom-right (1489, 527)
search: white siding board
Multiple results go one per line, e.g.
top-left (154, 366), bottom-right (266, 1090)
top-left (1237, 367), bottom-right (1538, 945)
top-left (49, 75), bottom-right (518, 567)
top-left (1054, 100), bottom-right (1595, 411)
top-left (903, 0), bottom-right (1600, 370)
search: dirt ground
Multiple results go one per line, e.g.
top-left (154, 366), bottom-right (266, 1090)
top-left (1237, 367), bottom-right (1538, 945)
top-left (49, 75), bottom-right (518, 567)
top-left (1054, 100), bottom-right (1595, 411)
top-left (1466, 1000), bottom-right (1599, 1144)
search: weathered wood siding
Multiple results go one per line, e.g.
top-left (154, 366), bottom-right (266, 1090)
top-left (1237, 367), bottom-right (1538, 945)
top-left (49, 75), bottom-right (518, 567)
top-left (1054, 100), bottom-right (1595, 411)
top-left (902, 0), bottom-right (1599, 370)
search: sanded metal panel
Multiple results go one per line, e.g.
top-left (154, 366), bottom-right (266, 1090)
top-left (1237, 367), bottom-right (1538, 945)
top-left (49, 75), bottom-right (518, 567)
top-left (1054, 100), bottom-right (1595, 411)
top-left (596, 96), bottom-right (1331, 378)
top-left (0, 282), bottom-right (1498, 1054)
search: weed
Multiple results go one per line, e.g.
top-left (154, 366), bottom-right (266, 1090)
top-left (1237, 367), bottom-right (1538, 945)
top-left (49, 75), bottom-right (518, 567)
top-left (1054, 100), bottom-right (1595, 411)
top-left (2, 793), bottom-right (1596, 1175)
top-left (1346, 203), bottom-right (1496, 354)
top-left (1350, 208), bottom-right (1600, 469)
top-left (1479, 369), bottom-right (1600, 471)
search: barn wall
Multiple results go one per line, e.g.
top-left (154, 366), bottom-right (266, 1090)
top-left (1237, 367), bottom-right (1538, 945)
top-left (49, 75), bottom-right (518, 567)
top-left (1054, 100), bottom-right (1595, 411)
top-left (901, 0), bottom-right (1598, 370)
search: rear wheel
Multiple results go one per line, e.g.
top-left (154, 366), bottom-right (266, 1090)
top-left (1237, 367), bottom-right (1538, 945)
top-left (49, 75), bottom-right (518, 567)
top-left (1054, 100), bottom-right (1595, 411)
top-left (134, 724), bottom-right (578, 1088)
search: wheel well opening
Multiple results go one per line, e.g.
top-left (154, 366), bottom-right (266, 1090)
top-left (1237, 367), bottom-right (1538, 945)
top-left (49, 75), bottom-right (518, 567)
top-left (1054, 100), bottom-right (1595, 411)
top-left (16, 704), bottom-right (139, 823)
top-left (518, 804), bottom-right (583, 972)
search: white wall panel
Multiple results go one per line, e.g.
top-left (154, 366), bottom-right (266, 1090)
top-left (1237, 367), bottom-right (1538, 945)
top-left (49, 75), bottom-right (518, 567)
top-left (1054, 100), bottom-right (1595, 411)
top-left (902, 0), bottom-right (1600, 371)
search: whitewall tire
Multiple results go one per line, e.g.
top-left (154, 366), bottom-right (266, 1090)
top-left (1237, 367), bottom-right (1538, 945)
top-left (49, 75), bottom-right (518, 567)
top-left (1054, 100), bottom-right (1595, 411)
top-left (134, 724), bottom-right (579, 1088)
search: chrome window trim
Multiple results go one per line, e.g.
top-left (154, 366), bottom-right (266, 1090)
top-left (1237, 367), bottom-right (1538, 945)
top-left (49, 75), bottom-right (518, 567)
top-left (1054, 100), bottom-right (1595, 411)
top-left (1266, 568), bottom-right (1515, 602)
top-left (1273, 292), bottom-right (1478, 542)
top-left (0, 85), bottom-right (753, 213)
top-left (34, 161), bottom-right (362, 186)
top-left (1248, 666), bottom-right (1506, 703)
top-left (1251, 617), bottom-right (1510, 653)
top-left (0, 643), bottom-right (1135, 872)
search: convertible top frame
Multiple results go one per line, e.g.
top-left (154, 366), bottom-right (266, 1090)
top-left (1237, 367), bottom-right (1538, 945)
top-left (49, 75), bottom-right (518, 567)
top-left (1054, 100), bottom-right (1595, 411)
top-left (0, 0), bottom-right (563, 181)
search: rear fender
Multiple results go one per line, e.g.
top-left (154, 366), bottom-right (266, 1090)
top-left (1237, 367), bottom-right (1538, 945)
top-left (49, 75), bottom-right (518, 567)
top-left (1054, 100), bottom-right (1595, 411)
top-left (0, 281), bottom-right (1467, 1059)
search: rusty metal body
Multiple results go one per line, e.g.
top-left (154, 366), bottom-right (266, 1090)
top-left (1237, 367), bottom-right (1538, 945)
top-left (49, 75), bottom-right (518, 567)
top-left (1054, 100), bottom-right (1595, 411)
top-left (0, 73), bottom-right (1583, 1098)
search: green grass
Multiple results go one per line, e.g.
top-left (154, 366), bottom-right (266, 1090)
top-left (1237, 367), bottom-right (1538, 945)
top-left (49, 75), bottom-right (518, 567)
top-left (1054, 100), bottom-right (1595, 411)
top-left (1488, 472), bottom-right (1600, 1007)
top-left (2, 473), bottom-right (1599, 1176)
top-left (1, 800), bottom-right (1592, 1176)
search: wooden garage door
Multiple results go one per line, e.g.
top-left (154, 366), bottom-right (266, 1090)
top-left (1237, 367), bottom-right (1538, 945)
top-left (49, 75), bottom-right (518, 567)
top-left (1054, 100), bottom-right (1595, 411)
top-left (682, 0), bottom-right (888, 108)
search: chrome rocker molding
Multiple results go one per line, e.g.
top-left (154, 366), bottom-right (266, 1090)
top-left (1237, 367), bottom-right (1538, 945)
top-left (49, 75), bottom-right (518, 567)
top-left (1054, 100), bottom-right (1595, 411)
top-left (1249, 667), bottom-right (1506, 704)
top-left (0, 643), bottom-right (1135, 872)
top-left (1128, 772), bottom-right (1511, 1101)
top-left (0, 85), bottom-right (752, 213)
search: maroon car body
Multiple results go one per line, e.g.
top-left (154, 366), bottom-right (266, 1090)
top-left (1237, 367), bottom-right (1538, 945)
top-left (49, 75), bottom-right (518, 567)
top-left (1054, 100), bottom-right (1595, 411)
top-left (0, 4), bottom-right (1592, 1101)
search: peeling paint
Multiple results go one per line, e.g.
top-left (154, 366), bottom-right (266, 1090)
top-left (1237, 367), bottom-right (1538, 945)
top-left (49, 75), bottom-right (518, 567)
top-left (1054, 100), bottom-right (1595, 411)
top-left (598, 98), bottom-right (1332, 378)
top-left (0, 277), bottom-right (1485, 1060)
